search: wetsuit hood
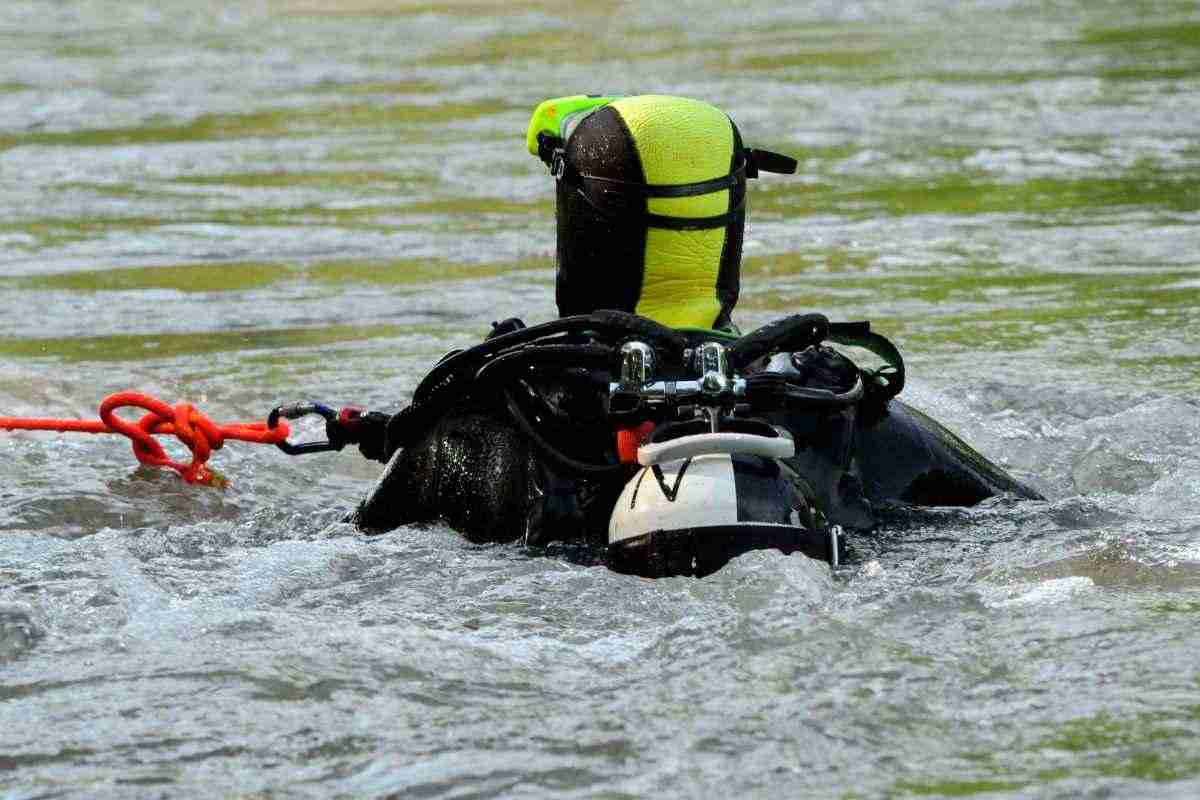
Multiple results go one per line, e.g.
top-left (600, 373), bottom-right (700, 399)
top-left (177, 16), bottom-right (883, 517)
top-left (528, 95), bottom-right (796, 331)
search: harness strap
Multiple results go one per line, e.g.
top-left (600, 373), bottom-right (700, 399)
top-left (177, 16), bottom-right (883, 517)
top-left (828, 321), bottom-right (906, 402)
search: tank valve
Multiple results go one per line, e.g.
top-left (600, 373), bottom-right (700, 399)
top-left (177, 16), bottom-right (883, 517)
top-left (619, 341), bottom-right (655, 389)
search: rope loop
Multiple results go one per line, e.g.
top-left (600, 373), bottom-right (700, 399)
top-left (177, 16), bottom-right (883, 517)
top-left (1, 391), bottom-right (291, 487)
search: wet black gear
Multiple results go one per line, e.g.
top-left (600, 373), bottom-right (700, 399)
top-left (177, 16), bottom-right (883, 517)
top-left (348, 321), bottom-right (1043, 552)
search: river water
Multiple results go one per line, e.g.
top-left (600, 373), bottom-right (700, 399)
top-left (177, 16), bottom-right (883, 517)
top-left (1, 1), bottom-right (1198, 797)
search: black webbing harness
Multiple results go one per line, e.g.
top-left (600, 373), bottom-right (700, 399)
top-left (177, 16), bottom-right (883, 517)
top-left (536, 131), bottom-right (798, 231)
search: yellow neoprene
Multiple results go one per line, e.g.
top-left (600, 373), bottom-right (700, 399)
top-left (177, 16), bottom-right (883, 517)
top-left (610, 95), bottom-right (734, 330)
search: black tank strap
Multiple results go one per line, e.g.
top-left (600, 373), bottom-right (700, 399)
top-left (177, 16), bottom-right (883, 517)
top-left (538, 132), bottom-right (796, 231)
top-left (569, 185), bottom-right (746, 231)
top-left (559, 160), bottom-right (746, 198)
top-left (643, 206), bottom-right (745, 231)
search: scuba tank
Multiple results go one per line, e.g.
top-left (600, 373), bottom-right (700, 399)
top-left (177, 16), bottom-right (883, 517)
top-left (603, 337), bottom-right (858, 576)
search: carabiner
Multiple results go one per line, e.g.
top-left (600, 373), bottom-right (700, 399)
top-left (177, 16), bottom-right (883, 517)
top-left (267, 402), bottom-right (345, 456)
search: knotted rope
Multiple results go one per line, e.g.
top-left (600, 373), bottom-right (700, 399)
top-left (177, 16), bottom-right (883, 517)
top-left (0, 391), bottom-right (290, 487)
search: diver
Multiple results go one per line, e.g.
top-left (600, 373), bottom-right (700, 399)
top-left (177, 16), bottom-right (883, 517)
top-left (345, 94), bottom-right (1041, 575)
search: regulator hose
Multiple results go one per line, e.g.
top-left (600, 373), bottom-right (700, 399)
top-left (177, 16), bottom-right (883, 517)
top-left (503, 387), bottom-right (629, 477)
top-left (745, 371), bottom-right (865, 410)
top-left (475, 344), bottom-right (615, 386)
top-left (727, 313), bottom-right (831, 370)
top-left (413, 310), bottom-right (686, 406)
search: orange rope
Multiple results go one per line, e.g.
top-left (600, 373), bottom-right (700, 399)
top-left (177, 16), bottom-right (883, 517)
top-left (0, 391), bottom-right (290, 487)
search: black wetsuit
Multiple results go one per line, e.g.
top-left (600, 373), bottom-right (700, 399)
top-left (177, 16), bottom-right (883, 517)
top-left (349, 340), bottom-right (1041, 544)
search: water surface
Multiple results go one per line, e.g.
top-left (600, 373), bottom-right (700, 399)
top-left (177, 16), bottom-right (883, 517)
top-left (1, 1), bottom-right (1199, 797)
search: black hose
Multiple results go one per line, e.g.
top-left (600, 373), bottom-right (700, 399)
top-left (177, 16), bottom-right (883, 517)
top-left (475, 344), bottom-right (615, 386)
top-left (728, 313), bottom-right (830, 370)
top-left (781, 373), bottom-right (865, 407)
top-left (503, 388), bottom-right (629, 477)
top-left (413, 319), bottom-right (582, 405)
top-left (414, 310), bottom-right (685, 405)
top-left (744, 371), bottom-right (865, 411)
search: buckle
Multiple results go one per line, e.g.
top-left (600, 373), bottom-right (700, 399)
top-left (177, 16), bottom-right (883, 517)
top-left (550, 149), bottom-right (567, 180)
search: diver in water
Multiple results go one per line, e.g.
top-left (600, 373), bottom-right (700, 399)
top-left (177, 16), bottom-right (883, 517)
top-left (346, 94), bottom-right (1040, 575)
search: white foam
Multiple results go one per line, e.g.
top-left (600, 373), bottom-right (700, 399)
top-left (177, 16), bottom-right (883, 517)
top-left (984, 576), bottom-right (1095, 608)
